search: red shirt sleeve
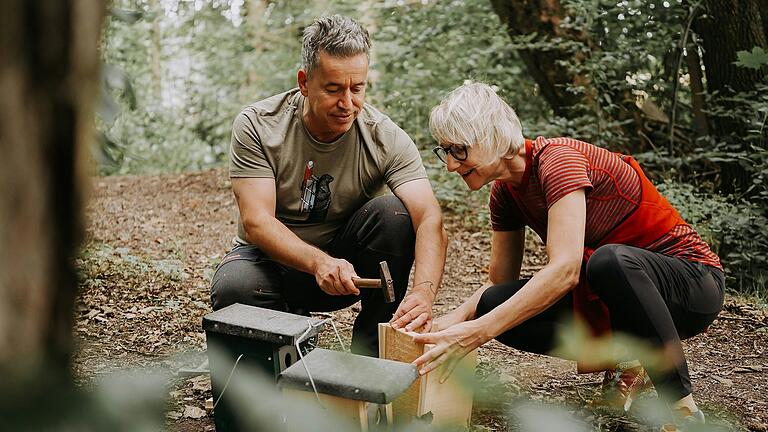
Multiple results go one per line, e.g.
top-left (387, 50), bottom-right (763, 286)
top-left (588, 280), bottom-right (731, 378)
top-left (489, 180), bottom-right (526, 231)
top-left (537, 143), bottom-right (593, 208)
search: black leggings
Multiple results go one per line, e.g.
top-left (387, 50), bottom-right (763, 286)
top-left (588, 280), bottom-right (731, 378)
top-left (475, 244), bottom-right (724, 402)
top-left (210, 195), bottom-right (416, 357)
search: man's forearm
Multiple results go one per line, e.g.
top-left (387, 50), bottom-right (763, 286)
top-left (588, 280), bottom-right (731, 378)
top-left (410, 212), bottom-right (448, 301)
top-left (243, 214), bottom-right (327, 274)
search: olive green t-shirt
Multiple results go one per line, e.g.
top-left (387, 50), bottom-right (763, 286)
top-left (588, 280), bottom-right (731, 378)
top-left (230, 88), bottom-right (427, 248)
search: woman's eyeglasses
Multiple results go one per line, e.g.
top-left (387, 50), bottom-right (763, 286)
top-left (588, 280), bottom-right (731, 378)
top-left (432, 143), bottom-right (468, 164)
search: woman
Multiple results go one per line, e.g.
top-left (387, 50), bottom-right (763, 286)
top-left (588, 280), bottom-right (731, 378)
top-left (410, 82), bottom-right (724, 423)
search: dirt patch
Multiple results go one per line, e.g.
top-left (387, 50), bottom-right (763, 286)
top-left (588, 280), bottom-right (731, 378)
top-left (76, 168), bottom-right (768, 431)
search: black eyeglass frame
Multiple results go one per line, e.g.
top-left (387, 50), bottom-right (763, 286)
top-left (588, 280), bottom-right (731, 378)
top-left (432, 143), bottom-right (468, 164)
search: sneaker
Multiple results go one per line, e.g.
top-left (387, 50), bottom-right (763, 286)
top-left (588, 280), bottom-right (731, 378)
top-left (601, 360), bottom-right (653, 411)
top-left (659, 407), bottom-right (706, 431)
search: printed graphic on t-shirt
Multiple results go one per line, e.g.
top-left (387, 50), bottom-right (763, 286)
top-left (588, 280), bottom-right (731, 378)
top-left (283, 160), bottom-right (334, 224)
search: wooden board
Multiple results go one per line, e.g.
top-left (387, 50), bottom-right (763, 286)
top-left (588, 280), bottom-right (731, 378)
top-left (378, 323), bottom-right (476, 429)
top-left (282, 389), bottom-right (369, 432)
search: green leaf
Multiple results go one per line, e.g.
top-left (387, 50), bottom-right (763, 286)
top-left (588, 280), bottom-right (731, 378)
top-left (734, 46), bottom-right (768, 70)
top-left (110, 8), bottom-right (143, 24)
top-left (97, 85), bottom-right (120, 126)
top-left (102, 64), bottom-right (137, 109)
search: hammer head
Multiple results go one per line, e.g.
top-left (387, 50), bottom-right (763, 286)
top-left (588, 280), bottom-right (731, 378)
top-left (378, 261), bottom-right (395, 303)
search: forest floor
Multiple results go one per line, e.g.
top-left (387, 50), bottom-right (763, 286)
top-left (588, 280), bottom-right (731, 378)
top-left (74, 168), bottom-right (768, 431)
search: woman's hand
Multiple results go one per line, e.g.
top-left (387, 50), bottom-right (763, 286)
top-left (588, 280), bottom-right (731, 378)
top-left (411, 319), bottom-right (492, 383)
top-left (430, 308), bottom-right (469, 332)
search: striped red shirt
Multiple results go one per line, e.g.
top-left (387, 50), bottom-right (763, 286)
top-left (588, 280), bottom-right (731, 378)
top-left (490, 137), bottom-right (721, 269)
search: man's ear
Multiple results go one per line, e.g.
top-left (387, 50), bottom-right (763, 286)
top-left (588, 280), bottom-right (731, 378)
top-left (298, 69), bottom-right (309, 96)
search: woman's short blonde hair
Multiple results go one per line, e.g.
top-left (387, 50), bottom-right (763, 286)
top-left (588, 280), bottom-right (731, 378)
top-left (429, 82), bottom-right (524, 163)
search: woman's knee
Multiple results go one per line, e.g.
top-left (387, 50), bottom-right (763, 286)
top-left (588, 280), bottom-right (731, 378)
top-left (476, 282), bottom-right (523, 318)
top-left (586, 244), bottom-right (626, 292)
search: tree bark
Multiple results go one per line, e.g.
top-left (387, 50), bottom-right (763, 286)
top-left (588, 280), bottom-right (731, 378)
top-left (0, 0), bottom-right (103, 376)
top-left (693, 0), bottom-right (767, 193)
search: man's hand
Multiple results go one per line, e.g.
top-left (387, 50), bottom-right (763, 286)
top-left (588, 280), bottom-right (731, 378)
top-left (314, 257), bottom-right (360, 296)
top-left (411, 319), bottom-right (491, 383)
top-left (390, 288), bottom-right (433, 332)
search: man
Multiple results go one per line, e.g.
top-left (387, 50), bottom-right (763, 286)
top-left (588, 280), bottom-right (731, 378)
top-left (211, 15), bottom-right (447, 356)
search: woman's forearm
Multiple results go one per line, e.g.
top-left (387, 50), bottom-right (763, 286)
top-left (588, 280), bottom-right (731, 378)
top-left (458, 283), bottom-right (491, 320)
top-left (479, 263), bottom-right (578, 338)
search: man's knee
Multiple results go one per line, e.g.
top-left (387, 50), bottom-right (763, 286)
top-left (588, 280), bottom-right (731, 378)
top-left (210, 258), bottom-right (285, 311)
top-left (358, 195), bottom-right (415, 255)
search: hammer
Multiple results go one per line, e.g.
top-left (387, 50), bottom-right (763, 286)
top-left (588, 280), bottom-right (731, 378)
top-left (351, 261), bottom-right (395, 303)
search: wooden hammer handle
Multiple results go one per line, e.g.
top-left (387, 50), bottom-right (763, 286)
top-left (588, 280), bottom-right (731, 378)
top-left (352, 278), bottom-right (381, 288)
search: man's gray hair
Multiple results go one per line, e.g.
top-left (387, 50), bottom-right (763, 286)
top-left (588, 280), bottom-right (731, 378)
top-left (302, 15), bottom-right (371, 76)
top-left (430, 82), bottom-right (525, 164)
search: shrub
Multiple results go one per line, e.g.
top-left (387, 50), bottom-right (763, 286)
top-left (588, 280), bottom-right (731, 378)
top-left (658, 181), bottom-right (768, 293)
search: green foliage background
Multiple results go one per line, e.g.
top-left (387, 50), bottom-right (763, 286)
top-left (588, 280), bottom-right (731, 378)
top-left (100, 0), bottom-right (766, 293)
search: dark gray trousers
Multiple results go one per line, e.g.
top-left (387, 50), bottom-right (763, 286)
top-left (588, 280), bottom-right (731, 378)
top-left (475, 244), bottom-right (724, 402)
top-left (210, 195), bottom-right (415, 356)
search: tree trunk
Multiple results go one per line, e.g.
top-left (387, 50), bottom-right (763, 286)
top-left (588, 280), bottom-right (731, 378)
top-left (149, 0), bottom-right (164, 100)
top-left (693, 0), bottom-right (767, 193)
top-left (489, 0), bottom-right (592, 117)
top-left (695, 0), bottom-right (767, 102)
top-left (489, 0), bottom-right (655, 153)
top-left (686, 40), bottom-right (709, 138)
top-left (760, 1), bottom-right (768, 44)
top-left (245, 0), bottom-right (268, 87)
top-left (0, 0), bottom-right (103, 377)
top-left (357, 0), bottom-right (380, 85)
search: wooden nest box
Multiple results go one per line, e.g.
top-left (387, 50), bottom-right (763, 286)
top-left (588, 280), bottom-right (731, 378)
top-left (278, 348), bottom-right (418, 431)
top-left (203, 303), bottom-right (324, 432)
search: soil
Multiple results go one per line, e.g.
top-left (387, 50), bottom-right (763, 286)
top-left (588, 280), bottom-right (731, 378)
top-left (75, 168), bottom-right (768, 431)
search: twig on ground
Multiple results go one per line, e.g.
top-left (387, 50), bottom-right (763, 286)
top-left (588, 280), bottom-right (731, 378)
top-left (558, 380), bottom-right (602, 389)
top-left (717, 315), bottom-right (765, 326)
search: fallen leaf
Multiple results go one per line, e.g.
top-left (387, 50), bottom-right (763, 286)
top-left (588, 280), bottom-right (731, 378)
top-left (712, 375), bottom-right (733, 386)
top-left (734, 365), bottom-right (764, 373)
top-left (190, 375), bottom-right (211, 392)
top-left (183, 405), bottom-right (207, 419)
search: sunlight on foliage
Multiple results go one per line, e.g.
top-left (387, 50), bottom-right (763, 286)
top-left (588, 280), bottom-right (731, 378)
top-left (552, 320), bottom-right (669, 378)
top-left (0, 368), bottom-right (167, 431)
